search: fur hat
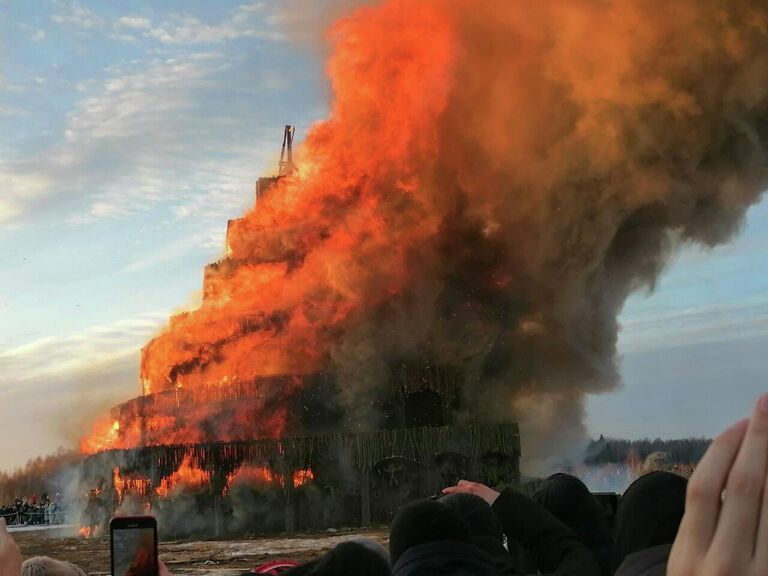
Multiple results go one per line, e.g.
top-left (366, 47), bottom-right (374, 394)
top-left (21, 557), bottom-right (87, 576)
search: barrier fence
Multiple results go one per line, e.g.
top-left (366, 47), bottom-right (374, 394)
top-left (0, 508), bottom-right (76, 526)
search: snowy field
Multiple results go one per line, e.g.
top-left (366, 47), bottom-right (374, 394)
top-left (12, 527), bottom-right (389, 575)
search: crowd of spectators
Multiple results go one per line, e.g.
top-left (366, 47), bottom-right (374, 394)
top-left (273, 392), bottom-right (768, 576)
top-left (0, 495), bottom-right (68, 527)
top-left (1, 394), bottom-right (767, 575)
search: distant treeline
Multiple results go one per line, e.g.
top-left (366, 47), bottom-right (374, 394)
top-left (585, 436), bottom-right (712, 466)
top-left (0, 449), bottom-right (81, 504)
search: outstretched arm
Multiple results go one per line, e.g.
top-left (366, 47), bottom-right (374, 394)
top-left (443, 480), bottom-right (601, 576)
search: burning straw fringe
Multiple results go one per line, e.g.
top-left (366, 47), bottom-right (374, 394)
top-left (83, 423), bottom-right (520, 482)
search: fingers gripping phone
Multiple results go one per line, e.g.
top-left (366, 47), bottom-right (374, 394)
top-left (110, 516), bottom-right (158, 576)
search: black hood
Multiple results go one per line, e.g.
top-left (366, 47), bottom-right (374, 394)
top-left (393, 540), bottom-right (499, 576)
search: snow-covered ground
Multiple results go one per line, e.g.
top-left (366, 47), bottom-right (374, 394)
top-left (12, 526), bottom-right (389, 575)
top-left (167, 532), bottom-right (389, 558)
top-left (8, 523), bottom-right (78, 534)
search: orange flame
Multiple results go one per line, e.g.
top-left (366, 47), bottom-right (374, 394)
top-left (226, 465), bottom-right (282, 489)
top-left (81, 418), bottom-right (122, 453)
top-left (81, 384), bottom-right (297, 454)
top-left (78, 0), bottom-right (768, 460)
top-left (113, 467), bottom-right (151, 502)
top-left (113, 467), bottom-right (123, 502)
top-left (155, 456), bottom-right (211, 498)
top-left (224, 465), bottom-right (314, 491)
top-left (80, 0), bottom-right (454, 453)
top-left (292, 468), bottom-right (315, 488)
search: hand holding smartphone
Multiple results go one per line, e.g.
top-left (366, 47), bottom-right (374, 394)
top-left (110, 516), bottom-right (158, 576)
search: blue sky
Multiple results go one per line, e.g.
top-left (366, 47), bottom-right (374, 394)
top-left (0, 0), bottom-right (767, 470)
top-left (589, 199), bottom-right (768, 441)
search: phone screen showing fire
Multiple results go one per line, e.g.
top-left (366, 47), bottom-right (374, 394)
top-left (112, 527), bottom-right (156, 576)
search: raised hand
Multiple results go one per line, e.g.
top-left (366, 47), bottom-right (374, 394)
top-left (668, 394), bottom-right (768, 576)
top-left (442, 479), bottom-right (501, 505)
top-left (0, 517), bottom-right (22, 576)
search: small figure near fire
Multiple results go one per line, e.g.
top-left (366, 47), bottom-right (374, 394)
top-left (79, 490), bottom-right (106, 539)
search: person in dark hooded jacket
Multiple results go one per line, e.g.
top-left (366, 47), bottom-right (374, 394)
top-left (533, 473), bottom-right (613, 576)
top-left (612, 471), bottom-right (687, 576)
top-left (389, 498), bottom-right (498, 576)
top-left (443, 480), bottom-right (601, 576)
top-left (283, 539), bottom-right (391, 576)
top-left (439, 492), bottom-right (519, 575)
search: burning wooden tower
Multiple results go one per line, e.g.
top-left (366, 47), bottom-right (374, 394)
top-left (80, 126), bottom-right (521, 536)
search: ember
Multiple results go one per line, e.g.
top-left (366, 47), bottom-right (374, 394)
top-left (293, 468), bottom-right (314, 488)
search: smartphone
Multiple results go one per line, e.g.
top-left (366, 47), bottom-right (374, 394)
top-left (110, 516), bottom-right (158, 576)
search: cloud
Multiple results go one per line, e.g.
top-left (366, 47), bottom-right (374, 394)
top-left (0, 50), bottom-right (286, 273)
top-left (0, 72), bottom-right (24, 93)
top-left (110, 151), bottom-right (271, 272)
top-left (0, 312), bottom-right (168, 468)
top-left (1, 2), bottom-right (303, 244)
top-left (65, 53), bottom-right (220, 143)
top-left (0, 353), bottom-right (140, 469)
top-left (111, 15), bottom-right (152, 41)
top-left (29, 28), bottom-right (47, 42)
top-left (619, 297), bottom-right (768, 354)
top-left (167, 153), bottom-right (273, 221)
top-left (0, 0), bottom-right (298, 230)
top-left (53, 2), bottom-right (284, 45)
top-left (119, 240), bottom-right (197, 275)
top-left (0, 312), bottom-right (166, 388)
top-left (0, 313), bottom-right (166, 394)
top-left (0, 72), bottom-right (46, 93)
top-left (145, 3), bottom-right (283, 45)
top-left (0, 198), bottom-right (21, 224)
top-left (51, 1), bottom-right (106, 29)
top-left (0, 104), bottom-right (26, 116)
top-left (117, 16), bottom-right (151, 30)
top-left (1, 52), bottom-right (227, 227)
top-left (58, 53), bottom-right (236, 224)
top-left (0, 168), bottom-right (52, 226)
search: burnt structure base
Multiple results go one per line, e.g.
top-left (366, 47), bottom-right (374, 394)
top-left (82, 423), bottom-right (520, 537)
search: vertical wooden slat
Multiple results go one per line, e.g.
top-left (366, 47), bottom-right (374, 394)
top-left (361, 467), bottom-right (371, 527)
